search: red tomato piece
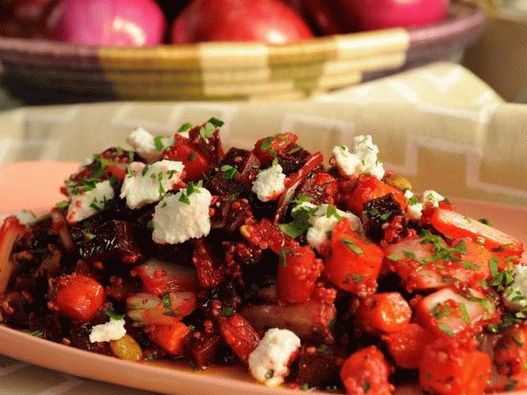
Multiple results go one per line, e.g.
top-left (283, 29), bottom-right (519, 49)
top-left (340, 346), bottom-right (394, 395)
top-left (325, 219), bottom-right (384, 297)
top-left (162, 134), bottom-right (211, 181)
top-left (276, 245), bottom-right (323, 304)
top-left (416, 287), bottom-right (498, 338)
top-left (343, 175), bottom-right (407, 216)
top-left (355, 292), bottom-right (412, 335)
top-left (420, 337), bottom-right (491, 395)
top-left (218, 313), bottom-right (261, 364)
top-left (253, 132), bottom-right (298, 166)
top-left (426, 208), bottom-right (524, 260)
top-left (0, 216), bottom-right (27, 293)
top-left (54, 274), bottom-right (105, 322)
top-left (149, 322), bottom-right (190, 356)
top-left (382, 323), bottom-right (433, 369)
top-left (133, 259), bottom-right (198, 295)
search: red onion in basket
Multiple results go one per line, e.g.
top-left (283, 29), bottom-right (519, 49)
top-left (342, 0), bottom-right (449, 31)
top-left (171, 0), bottom-right (313, 44)
top-left (47, 0), bottom-right (166, 46)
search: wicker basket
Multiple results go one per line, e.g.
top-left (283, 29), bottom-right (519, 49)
top-left (0, 3), bottom-right (485, 104)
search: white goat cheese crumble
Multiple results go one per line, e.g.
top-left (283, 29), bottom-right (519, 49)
top-left (504, 265), bottom-right (527, 311)
top-left (152, 185), bottom-right (212, 244)
top-left (89, 318), bottom-right (126, 343)
top-left (332, 135), bottom-right (385, 180)
top-left (252, 163), bottom-right (286, 202)
top-left (0, 210), bottom-right (37, 227)
top-left (248, 328), bottom-right (301, 387)
top-left (120, 160), bottom-right (184, 209)
top-left (306, 204), bottom-right (362, 252)
top-left (66, 180), bottom-right (114, 224)
top-left (127, 127), bottom-right (172, 162)
top-left (405, 189), bottom-right (445, 221)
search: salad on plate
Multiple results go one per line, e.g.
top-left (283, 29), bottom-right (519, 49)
top-left (0, 119), bottom-right (525, 395)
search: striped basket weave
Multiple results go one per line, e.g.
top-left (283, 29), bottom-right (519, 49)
top-left (0, 3), bottom-right (485, 104)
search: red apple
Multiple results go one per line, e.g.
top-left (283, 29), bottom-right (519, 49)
top-left (342, 0), bottom-right (449, 31)
top-left (171, 0), bottom-right (314, 44)
top-left (46, 0), bottom-right (166, 46)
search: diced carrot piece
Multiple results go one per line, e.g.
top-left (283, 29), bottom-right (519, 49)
top-left (54, 274), bottom-right (105, 322)
top-left (340, 346), bottom-right (394, 395)
top-left (218, 313), bottom-right (260, 364)
top-left (382, 323), bottom-right (433, 369)
top-left (420, 337), bottom-right (491, 395)
top-left (355, 292), bottom-right (411, 335)
top-left (149, 322), bottom-right (190, 356)
top-left (325, 219), bottom-right (384, 297)
top-left (343, 175), bottom-right (407, 216)
top-left (276, 245), bottom-right (323, 304)
top-left (0, 216), bottom-right (26, 293)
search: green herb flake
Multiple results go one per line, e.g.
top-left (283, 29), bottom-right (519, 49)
top-left (362, 380), bottom-right (371, 393)
top-left (341, 238), bottom-right (363, 255)
top-left (437, 322), bottom-right (455, 336)
top-left (176, 122), bottom-right (192, 134)
top-left (207, 117), bottom-right (224, 128)
top-left (222, 306), bottom-right (235, 317)
top-left (162, 294), bottom-right (172, 310)
top-left (300, 383), bottom-right (310, 391)
top-left (188, 152), bottom-right (197, 161)
top-left (408, 196), bottom-right (419, 206)
top-left (388, 253), bottom-right (401, 262)
top-left (179, 194), bottom-right (190, 205)
top-left (199, 122), bottom-right (216, 143)
top-left (506, 380), bottom-right (518, 391)
top-left (154, 136), bottom-right (164, 151)
top-left (106, 309), bottom-right (125, 321)
top-left (459, 303), bottom-right (470, 324)
top-left (265, 369), bottom-right (275, 380)
top-left (462, 261), bottom-right (479, 270)
top-left (55, 200), bottom-right (69, 209)
top-left (279, 248), bottom-right (288, 267)
top-left (221, 165), bottom-right (238, 180)
top-left (326, 205), bottom-right (341, 219)
top-left (489, 258), bottom-right (499, 277)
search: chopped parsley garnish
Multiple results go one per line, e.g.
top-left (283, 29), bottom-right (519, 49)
top-left (300, 383), bottom-right (310, 391)
top-left (459, 303), bottom-right (470, 324)
top-left (326, 205), bottom-right (341, 219)
top-left (362, 381), bottom-right (371, 393)
top-left (279, 248), bottom-right (289, 267)
top-left (407, 196), bottom-right (420, 206)
top-left (265, 369), bottom-right (275, 379)
top-left (222, 306), bottom-right (235, 317)
top-left (221, 165), bottom-right (238, 180)
top-left (55, 200), bottom-right (69, 209)
top-left (179, 194), bottom-right (190, 205)
top-left (162, 294), bottom-right (172, 310)
top-left (106, 309), bottom-right (125, 321)
top-left (341, 239), bottom-right (363, 255)
top-left (208, 117), bottom-right (224, 128)
top-left (388, 253), bottom-right (401, 261)
top-left (153, 136), bottom-right (164, 151)
top-left (199, 118), bottom-right (223, 143)
top-left (177, 122), bottom-right (192, 134)
top-left (188, 152), bottom-right (197, 161)
top-left (462, 261), bottom-right (479, 270)
top-left (437, 322), bottom-right (454, 336)
top-left (506, 380), bottom-right (518, 391)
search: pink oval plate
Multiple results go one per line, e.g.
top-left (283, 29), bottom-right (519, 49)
top-left (0, 161), bottom-right (525, 395)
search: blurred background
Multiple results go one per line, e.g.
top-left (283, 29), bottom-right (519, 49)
top-left (0, 0), bottom-right (525, 106)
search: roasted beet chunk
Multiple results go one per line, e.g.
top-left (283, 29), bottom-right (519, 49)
top-left (295, 171), bottom-right (338, 206)
top-left (296, 346), bottom-right (340, 388)
top-left (277, 146), bottom-right (311, 175)
top-left (0, 292), bottom-right (30, 328)
top-left (363, 193), bottom-right (406, 241)
top-left (73, 220), bottom-right (145, 265)
top-left (186, 332), bottom-right (222, 369)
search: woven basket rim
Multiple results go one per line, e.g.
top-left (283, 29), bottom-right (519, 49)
top-left (0, 4), bottom-right (484, 62)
